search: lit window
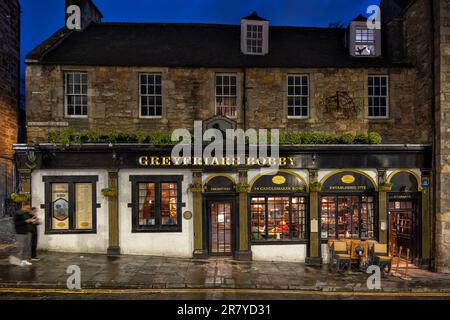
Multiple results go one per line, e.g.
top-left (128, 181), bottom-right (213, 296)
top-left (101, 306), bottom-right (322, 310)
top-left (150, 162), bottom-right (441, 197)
top-left (368, 75), bottom-right (389, 118)
top-left (287, 75), bottom-right (309, 118)
top-left (215, 74), bottom-right (237, 118)
top-left (140, 73), bottom-right (162, 117)
top-left (321, 196), bottom-right (375, 239)
top-left (354, 28), bottom-right (375, 56)
top-left (131, 176), bottom-right (183, 232)
top-left (65, 72), bottom-right (88, 117)
top-left (246, 24), bottom-right (263, 54)
top-left (251, 196), bottom-right (307, 241)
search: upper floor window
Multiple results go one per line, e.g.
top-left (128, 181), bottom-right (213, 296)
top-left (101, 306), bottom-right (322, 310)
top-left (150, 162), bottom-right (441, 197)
top-left (215, 74), bottom-right (237, 118)
top-left (246, 24), bottom-right (263, 54)
top-left (287, 75), bottom-right (309, 118)
top-left (65, 72), bottom-right (88, 117)
top-left (368, 75), bottom-right (389, 118)
top-left (140, 73), bottom-right (162, 117)
top-left (354, 28), bottom-right (375, 56)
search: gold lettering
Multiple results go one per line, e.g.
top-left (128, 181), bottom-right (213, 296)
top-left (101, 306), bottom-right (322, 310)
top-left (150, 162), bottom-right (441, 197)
top-left (172, 157), bottom-right (183, 165)
top-left (162, 156), bottom-right (171, 166)
top-left (138, 156), bottom-right (149, 166)
top-left (211, 157), bottom-right (219, 166)
top-left (268, 158), bottom-right (277, 166)
top-left (193, 157), bottom-right (203, 165)
top-left (279, 157), bottom-right (287, 167)
top-left (288, 157), bottom-right (295, 166)
top-left (150, 157), bottom-right (160, 166)
top-left (183, 157), bottom-right (192, 165)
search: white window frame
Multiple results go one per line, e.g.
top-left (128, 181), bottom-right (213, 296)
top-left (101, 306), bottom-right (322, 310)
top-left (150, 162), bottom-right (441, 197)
top-left (215, 73), bottom-right (238, 119)
top-left (287, 74), bottom-right (309, 119)
top-left (241, 20), bottom-right (269, 56)
top-left (246, 24), bottom-right (264, 54)
top-left (64, 72), bottom-right (88, 118)
top-left (139, 73), bottom-right (163, 119)
top-left (368, 75), bottom-right (389, 119)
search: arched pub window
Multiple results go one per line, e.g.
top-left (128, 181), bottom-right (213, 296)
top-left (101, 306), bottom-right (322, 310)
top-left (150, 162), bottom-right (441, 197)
top-left (320, 171), bottom-right (376, 240)
top-left (249, 171), bottom-right (308, 242)
top-left (387, 171), bottom-right (420, 261)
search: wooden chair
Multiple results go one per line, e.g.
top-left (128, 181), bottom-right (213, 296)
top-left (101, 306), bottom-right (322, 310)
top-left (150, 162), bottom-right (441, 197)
top-left (328, 241), bottom-right (352, 272)
top-left (371, 243), bottom-right (392, 273)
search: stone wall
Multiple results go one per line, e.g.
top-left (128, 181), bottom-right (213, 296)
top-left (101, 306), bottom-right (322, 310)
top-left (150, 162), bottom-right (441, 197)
top-left (434, 0), bottom-right (450, 273)
top-left (0, 0), bottom-right (20, 216)
top-left (26, 64), bottom-right (429, 144)
top-left (0, 0), bottom-right (19, 160)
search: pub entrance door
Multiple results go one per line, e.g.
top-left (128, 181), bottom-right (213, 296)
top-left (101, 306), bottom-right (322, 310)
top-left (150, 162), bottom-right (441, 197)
top-left (388, 199), bottom-right (418, 262)
top-left (205, 199), bottom-right (236, 257)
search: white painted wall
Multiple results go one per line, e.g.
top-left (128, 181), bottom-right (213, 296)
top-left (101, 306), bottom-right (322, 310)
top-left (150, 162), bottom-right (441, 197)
top-left (252, 244), bottom-right (306, 262)
top-left (118, 169), bottom-right (193, 257)
top-left (31, 169), bottom-right (109, 254)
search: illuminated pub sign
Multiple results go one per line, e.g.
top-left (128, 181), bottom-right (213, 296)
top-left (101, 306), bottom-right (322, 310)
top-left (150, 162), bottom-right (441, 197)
top-left (251, 171), bottom-right (306, 193)
top-left (138, 156), bottom-right (296, 167)
top-left (322, 171), bottom-right (376, 192)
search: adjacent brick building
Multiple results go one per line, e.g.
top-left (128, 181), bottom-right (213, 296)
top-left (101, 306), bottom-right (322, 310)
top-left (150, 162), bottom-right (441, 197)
top-left (0, 0), bottom-right (20, 217)
top-left (14, 0), bottom-right (449, 272)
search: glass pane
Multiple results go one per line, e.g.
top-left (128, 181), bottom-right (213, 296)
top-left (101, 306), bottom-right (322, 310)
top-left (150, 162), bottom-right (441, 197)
top-left (321, 196), bottom-right (335, 239)
top-left (251, 197), bottom-right (266, 241)
top-left (75, 183), bottom-right (93, 230)
top-left (51, 183), bottom-right (69, 230)
top-left (291, 197), bottom-right (306, 240)
top-left (161, 183), bottom-right (178, 225)
top-left (139, 183), bottom-right (156, 226)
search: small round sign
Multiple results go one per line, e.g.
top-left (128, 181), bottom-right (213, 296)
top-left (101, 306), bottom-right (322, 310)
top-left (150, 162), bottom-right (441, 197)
top-left (183, 211), bottom-right (193, 220)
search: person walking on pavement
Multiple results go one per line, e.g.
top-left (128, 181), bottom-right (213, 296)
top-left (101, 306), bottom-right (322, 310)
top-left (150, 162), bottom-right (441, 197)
top-left (11, 205), bottom-right (35, 266)
top-left (29, 207), bottom-right (41, 261)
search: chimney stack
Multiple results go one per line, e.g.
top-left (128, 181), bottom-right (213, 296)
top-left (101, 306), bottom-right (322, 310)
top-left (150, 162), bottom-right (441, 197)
top-left (65, 0), bottom-right (103, 31)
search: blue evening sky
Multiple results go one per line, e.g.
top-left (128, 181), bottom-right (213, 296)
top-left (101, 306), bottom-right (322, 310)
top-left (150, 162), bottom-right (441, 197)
top-left (20, 0), bottom-right (379, 75)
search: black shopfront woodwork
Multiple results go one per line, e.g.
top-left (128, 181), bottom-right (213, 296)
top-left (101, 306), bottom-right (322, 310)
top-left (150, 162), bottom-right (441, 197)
top-left (42, 176), bottom-right (99, 234)
top-left (129, 175), bottom-right (183, 232)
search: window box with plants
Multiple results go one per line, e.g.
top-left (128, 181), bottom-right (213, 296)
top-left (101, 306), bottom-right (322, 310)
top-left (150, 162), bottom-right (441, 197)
top-left (309, 182), bottom-right (323, 192)
top-left (101, 188), bottom-right (118, 197)
top-left (10, 193), bottom-right (31, 203)
top-left (235, 183), bottom-right (250, 193)
top-left (379, 182), bottom-right (393, 192)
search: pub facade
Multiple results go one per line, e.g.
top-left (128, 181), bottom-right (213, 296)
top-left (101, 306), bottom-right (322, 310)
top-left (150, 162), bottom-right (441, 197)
top-left (16, 0), bottom-right (448, 271)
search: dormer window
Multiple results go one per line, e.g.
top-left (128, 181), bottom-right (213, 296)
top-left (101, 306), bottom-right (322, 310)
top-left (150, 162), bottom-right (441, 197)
top-left (355, 28), bottom-right (375, 56)
top-left (349, 14), bottom-right (381, 57)
top-left (241, 12), bottom-right (269, 55)
top-left (246, 24), bottom-right (263, 54)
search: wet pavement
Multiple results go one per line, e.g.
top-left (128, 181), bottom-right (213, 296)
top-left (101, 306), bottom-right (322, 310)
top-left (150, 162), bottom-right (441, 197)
top-left (0, 252), bottom-right (449, 294)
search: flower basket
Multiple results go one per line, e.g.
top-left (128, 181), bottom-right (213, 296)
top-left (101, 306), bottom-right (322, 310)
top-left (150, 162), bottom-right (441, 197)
top-left (101, 188), bottom-right (118, 197)
top-left (379, 182), bottom-right (393, 192)
top-left (10, 193), bottom-right (31, 203)
top-left (309, 182), bottom-right (322, 193)
top-left (235, 183), bottom-right (250, 193)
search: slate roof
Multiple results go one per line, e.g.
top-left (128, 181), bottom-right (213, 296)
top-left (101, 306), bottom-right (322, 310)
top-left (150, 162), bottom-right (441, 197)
top-left (26, 22), bottom-right (410, 68)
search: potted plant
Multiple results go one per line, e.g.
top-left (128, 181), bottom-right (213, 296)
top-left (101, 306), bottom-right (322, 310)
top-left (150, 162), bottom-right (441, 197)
top-left (379, 182), bottom-right (393, 192)
top-left (101, 188), bottom-right (118, 197)
top-left (309, 182), bottom-right (322, 192)
top-left (188, 183), bottom-right (203, 193)
top-left (235, 183), bottom-right (250, 193)
top-left (10, 192), bottom-right (31, 203)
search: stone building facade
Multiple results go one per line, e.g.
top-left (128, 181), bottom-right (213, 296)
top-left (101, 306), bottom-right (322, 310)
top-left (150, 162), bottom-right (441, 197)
top-left (0, 0), bottom-right (20, 217)
top-left (16, 0), bottom-right (450, 272)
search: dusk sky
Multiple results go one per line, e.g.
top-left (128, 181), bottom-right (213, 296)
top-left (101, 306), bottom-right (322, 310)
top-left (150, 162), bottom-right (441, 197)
top-left (20, 0), bottom-right (379, 75)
